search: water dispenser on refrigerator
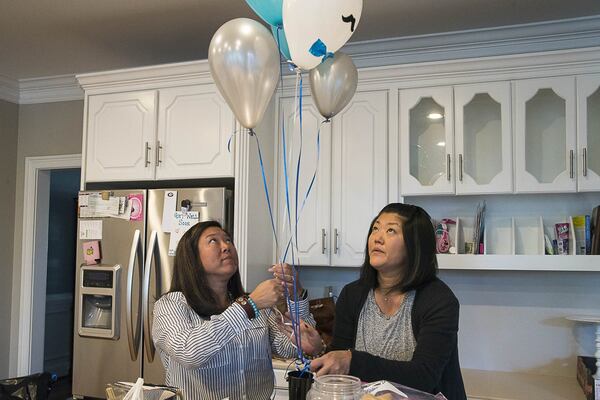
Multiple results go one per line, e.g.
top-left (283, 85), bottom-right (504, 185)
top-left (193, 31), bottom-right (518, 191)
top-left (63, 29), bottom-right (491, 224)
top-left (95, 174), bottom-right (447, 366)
top-left (78, 265), bottom-right (121, 339)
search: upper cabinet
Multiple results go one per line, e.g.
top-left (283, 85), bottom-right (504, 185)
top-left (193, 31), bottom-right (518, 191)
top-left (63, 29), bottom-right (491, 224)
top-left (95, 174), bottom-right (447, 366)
top-left (156, 85), bottom-right (234, 180)
top-left (277, 91), bottom-right (388, 267)
top-left (84, 85), bottom-right (235, 182)
top-left (400, 86), bottom-right (455, 195)
top-left (514, 77), bottom-right (577, 193)
top-left (86, 91), bottom-right (157, 182)
top-left (454, 82), bottom-right (513, 195)
top-left (576, 74), bottom-right (600, 192)
top-left (330, 91), bottom-right (389, 266)
top-left (400, 83), bottom-right (512, 195)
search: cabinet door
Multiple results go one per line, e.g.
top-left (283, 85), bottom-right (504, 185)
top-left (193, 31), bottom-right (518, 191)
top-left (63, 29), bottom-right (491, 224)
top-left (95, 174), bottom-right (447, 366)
top-left (400, 86), bottom-right (454, 195)
top-left (576, 74), bottom-right (600, 191)
top-left (277, 96), bottom-right (332, 266)
top-left (454, 82), bottom-right (513, 194)
top-left (85, 91), bottom-right (157, 182)
top-left (156, 86), bottom-right (234, 180)
top-left (331, 91), bottom-right (389, 266)
top-left (514, 77), bottom-right (576, 193)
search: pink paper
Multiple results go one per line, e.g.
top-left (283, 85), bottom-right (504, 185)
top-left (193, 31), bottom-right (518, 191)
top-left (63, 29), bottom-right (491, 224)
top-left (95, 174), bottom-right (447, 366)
top-left (83, 241), bottom-right (101, 265)
top-left (128, 194), bottom-right (144, 221)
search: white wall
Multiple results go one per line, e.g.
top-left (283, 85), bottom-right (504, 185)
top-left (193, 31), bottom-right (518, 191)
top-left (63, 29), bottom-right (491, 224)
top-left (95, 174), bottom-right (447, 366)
top-left (300, 265), bottom-right (599, 379)
top-left (0, 99), bottom-right (19, 379)
top-left (9, 100), bottom-right (83, 376)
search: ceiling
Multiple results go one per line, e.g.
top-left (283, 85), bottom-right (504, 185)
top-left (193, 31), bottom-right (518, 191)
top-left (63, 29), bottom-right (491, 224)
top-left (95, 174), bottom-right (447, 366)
top-left (2, 0), bottom-right (600, 80)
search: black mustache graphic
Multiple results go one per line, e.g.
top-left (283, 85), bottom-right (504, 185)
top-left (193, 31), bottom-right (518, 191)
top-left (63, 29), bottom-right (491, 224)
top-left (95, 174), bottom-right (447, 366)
top-left (342, 14), bottom-right (356, 32)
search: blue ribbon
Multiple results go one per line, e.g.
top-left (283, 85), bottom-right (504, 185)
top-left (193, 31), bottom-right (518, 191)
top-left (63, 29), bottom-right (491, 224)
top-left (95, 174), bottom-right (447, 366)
top-left (309, 38), bottom-right (334, 62)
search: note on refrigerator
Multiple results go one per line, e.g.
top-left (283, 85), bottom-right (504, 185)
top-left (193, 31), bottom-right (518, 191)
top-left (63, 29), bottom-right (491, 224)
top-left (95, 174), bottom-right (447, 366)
top-left (161, 191), bottom-right (178, 232)
top-left (79, 220), bottom-right (103, 240)
top-left (168, 211), bottom-right (199, 256)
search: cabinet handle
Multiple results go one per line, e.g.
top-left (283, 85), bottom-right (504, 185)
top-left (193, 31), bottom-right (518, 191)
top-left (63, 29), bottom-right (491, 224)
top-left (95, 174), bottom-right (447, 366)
top-left (156, 141), bottom-right (162, 166)
top-left (569, 149), bottom-right (574, 179)
top-left (583, 147), bottom-right (588, 177)
top-left (446, 154), bottom-right (451, 181)
top-left (321, 229), bottom-right (326, 254)
top-left (334, 229), bottom-right (339, 254)
top-left (459, 154), bottom-right (463, 182)
top-left (145, 142), bottom-right (151, 167)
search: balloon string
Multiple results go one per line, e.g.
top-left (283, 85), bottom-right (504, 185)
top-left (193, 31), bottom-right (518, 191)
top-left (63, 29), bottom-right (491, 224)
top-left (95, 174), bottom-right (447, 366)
top-left (250, 129), bottom-right (278, 248)
top-left (277, 69), bottom-right (305, 365)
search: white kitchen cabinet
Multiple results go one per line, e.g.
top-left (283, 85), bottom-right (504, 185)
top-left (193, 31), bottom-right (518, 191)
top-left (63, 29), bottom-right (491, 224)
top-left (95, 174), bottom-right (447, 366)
top-left (576, 74), bottom-right (600, 192)
top-left (400, 86), bottom-right (454, 195)
top-left (400, 84), bottom-right (512, 196)
top-left (84, 86), bottom-right (234, 182)
top-left (85, 91), bottom-right (157, 182)
top-left (514, 77), bottom-right (577, 193)
top-left (156, 85), bottom-right (234, 180)
top-left (277, 96), bottom-right (332, 266)
top-left (277, 91), bottom-right (388, 267)
top-left (330, 91), bottom-right (389, 266)
top-left (454, 82), bottom-right (513, 194)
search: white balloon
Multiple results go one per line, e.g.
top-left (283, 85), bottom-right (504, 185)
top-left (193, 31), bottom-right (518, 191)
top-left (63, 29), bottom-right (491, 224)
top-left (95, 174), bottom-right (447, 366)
top-left (283, 0), bottom-right (362, 70)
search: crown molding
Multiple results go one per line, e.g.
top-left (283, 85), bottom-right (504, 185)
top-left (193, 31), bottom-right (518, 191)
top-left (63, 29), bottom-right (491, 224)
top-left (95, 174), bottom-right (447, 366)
top-left (76, 60), bottom-right (212, 94)
top-left (4, 15), bottom-right (600, 102)
top-left (342, 15), bottom-right (600, 69)
top-left (0, 75), bottom-right (19, 104)
top-left (18, 74), bottom-right (83, 104)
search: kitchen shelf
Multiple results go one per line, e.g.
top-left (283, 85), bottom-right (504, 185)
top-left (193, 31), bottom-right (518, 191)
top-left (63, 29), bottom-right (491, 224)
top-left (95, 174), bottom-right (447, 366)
top-left (438, 254), bottom-right (600, 271)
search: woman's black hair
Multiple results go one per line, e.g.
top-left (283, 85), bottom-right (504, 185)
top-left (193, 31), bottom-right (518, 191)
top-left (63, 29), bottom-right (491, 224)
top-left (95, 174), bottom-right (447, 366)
top-left (359, 203), bottom-right (438, 293)
top-left (169, 220), bottom-right (245, 317)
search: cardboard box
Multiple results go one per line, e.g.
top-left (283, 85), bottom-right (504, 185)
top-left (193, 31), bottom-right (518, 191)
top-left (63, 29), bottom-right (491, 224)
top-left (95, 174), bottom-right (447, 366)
top-left (577, 356), bottom-right (598, 400)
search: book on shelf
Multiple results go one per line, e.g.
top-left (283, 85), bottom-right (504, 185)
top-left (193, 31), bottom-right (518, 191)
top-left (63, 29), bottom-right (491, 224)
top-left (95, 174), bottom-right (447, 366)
top-left (573, 215), bottom-right (592, 255)
top-left (471, 201), bottom-right (486, 255)
top-left (592, 206), bottom-right (600, 255)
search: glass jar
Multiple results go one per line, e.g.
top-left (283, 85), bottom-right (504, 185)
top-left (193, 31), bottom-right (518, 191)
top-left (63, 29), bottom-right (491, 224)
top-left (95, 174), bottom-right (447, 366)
top-left (306, 375), bottom-right (364, 400)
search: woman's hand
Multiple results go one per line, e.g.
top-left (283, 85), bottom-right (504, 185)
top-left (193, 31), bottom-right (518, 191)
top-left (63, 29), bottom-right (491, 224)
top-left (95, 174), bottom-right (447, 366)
top-left (277, 314), bottom-right (324, 356)
top-left (310, 350), bottom-right (352, 377)
top-left (269, 263), bottom-right (303, 295)
top-left (249, 279), bottom-right (283, 309)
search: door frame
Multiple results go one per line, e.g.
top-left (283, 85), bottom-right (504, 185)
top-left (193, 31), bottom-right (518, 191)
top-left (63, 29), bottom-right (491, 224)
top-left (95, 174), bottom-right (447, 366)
top-left (15, 154), bottom-right (81, 376)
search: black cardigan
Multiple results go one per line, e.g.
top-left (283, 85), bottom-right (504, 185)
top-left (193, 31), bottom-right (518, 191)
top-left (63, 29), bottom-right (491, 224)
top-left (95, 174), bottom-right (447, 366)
top-left (330, 278), bottom-right (467, 400)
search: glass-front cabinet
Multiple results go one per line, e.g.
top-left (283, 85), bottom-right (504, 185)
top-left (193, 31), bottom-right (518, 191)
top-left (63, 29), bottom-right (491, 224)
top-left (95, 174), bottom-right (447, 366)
top-left (576, 74), bottom-right (600, 191)
top-left (454, 82), bottom-right (513, 194)
top-left (400, 83), bottom-right (512, 195)
top-left (514, 77), bottom-right (577, 193)
top-left (400, 86), bottom-right (454, 195)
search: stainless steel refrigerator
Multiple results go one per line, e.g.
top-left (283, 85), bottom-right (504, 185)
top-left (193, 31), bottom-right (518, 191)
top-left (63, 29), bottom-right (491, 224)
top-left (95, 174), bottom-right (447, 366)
top-left (72, 187), bottom-right (232, 399)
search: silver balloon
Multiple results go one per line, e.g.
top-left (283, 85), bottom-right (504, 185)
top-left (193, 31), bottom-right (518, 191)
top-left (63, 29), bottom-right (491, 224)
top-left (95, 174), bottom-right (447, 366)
top-left (209, 18), bottom-right (280, 130)
top-left (309, 52), bottom-right (358, 120)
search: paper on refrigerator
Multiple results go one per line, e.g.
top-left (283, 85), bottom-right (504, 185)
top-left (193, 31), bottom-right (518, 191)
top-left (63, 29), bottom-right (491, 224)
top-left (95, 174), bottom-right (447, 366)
top-left (168, 211), bottom-right (199, 256)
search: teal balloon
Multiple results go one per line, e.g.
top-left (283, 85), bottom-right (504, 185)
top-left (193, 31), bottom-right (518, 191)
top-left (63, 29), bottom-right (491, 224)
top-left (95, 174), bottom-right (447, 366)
top-left (245, 0), bottom-right (283, 27)
top-left (271, 26), bottom-right (291, 61)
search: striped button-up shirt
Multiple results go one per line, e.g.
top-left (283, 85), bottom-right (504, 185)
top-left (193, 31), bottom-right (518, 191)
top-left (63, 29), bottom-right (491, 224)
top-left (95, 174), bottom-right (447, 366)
top-left (152, 292), bottom-right (314, 400)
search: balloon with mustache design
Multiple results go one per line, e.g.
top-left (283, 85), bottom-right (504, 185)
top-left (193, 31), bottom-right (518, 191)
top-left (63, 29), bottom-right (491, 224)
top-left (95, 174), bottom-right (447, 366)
top-left (283, 0), bottom-right (363, 70)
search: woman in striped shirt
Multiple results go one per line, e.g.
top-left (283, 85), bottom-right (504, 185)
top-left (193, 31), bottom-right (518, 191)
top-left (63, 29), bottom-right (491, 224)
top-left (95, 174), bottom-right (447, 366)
top-left (152, 220), bottom-right (322, 400)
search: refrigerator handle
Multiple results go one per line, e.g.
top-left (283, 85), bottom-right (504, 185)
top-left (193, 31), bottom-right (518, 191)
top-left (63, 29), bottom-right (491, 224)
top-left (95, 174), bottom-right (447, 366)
top-left (143, 230), bottom-right (158, 362)
top-left (126, 230), bottom-right (143, 361)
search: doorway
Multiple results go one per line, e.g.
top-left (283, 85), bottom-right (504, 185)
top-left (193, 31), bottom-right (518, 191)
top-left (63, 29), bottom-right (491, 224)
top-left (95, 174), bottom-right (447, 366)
top-left (44, 169), bottom-right (80, 398)
top-left (14, 154), bottom-right (81, 383)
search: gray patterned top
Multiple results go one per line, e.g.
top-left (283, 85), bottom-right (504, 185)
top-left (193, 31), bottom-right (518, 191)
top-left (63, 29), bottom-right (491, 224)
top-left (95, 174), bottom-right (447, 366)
top-left (355, 289), bottom-right (416, 361)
